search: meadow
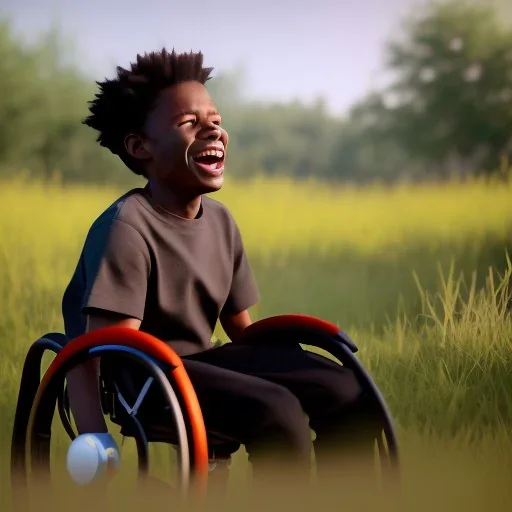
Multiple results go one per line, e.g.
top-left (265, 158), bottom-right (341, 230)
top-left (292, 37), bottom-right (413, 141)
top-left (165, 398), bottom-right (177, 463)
top-left (1, 176), bottom-right (511, 511)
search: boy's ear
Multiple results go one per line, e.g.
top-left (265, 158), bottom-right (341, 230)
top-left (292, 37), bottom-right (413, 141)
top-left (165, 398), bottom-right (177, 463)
top-left (124, 133), bottom-right (152, 162)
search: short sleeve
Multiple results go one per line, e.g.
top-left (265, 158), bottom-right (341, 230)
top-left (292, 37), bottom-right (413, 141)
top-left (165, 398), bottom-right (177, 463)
top-left (82, 219), bottom-right (151, 320)
top-left (222, 224), bottom-right (260, 316)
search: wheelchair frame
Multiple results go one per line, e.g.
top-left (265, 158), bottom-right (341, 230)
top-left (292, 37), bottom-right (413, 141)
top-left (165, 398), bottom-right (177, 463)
top-left (10, 314), bottom-right (400, 510)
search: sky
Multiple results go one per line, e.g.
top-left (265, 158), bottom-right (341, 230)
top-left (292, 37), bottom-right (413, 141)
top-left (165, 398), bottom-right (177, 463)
top-left (0, 0), bottom-right (490, 116)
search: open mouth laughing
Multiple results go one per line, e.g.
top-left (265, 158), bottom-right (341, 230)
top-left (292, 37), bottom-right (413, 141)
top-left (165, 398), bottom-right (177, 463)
top-left (190, 144), bottom-right (225, 176)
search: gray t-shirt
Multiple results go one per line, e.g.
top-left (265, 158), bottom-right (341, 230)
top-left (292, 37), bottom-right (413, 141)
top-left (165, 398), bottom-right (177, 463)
top-left (61, 186), bottom-right (260, 356)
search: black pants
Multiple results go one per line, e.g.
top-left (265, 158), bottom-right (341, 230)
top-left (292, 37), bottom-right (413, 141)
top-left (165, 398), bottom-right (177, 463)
top-left (130, 342), bottom-right (379, 481)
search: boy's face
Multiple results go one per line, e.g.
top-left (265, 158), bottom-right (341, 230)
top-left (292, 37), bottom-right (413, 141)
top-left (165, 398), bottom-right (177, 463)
top-left (135, 81), bottom-right (228, 196)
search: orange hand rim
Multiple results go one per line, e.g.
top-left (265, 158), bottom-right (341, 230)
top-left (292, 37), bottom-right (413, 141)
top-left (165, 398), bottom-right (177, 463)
top-left (26, 326), bottom-right (209, 487)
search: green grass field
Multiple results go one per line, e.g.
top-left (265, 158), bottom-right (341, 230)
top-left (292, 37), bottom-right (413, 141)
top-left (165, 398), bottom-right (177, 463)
top-left (1, 176), bottom-right (512, 511)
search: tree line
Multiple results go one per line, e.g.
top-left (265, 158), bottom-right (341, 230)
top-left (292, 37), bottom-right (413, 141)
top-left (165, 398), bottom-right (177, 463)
top-left (0, 0), bottom-right (511, 187)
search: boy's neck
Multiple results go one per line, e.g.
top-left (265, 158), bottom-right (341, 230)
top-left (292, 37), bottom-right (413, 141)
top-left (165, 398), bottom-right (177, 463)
top-left (145, 181), bottom-right (202, 220)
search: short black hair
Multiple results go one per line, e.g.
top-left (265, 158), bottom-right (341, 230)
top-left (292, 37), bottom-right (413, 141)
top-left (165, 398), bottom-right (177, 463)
top-left (83, 48), bottom-right (214, 176)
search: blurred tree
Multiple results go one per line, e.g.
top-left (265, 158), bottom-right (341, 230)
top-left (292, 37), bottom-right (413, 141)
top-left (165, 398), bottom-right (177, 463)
top-left (328, 93), bottom-right (415, 184)
top-left (368, 0), bottom-right (512, 178)
top-left (222, 98), bottom-right (340, 180)
top-left (0, 20), bottom-right (133, 185)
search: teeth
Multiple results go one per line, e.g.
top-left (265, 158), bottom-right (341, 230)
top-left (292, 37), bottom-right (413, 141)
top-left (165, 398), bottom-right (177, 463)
top-left (195, 149), bottom-right (224, 159)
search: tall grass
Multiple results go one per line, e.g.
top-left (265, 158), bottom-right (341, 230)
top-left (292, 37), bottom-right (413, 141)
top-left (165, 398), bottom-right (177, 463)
top-left (0, 176), bottom-right (511, 510)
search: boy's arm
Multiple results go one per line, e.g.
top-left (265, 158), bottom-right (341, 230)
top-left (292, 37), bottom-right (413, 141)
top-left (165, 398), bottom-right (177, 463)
top-left (66, 220), bottom-right (150, 435)
top-left (220, 309), bottom-right (252, 343)
top-left (220, 219), bottom-right (260, 342)
top-left (66, 313), bottom-right (141, 434)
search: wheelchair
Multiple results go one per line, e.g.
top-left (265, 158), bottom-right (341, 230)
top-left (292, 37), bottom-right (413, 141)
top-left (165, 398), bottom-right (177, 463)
top-left (10, 314), bottom-right (400, 510)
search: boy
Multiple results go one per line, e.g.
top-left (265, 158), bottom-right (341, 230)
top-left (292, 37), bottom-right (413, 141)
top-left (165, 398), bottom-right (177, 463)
top-left (62, 48), bottom-right (378, 489)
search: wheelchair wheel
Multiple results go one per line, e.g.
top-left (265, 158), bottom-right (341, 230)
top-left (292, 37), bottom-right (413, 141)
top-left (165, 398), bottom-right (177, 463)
top-left (10, 327), bottom-right (209, 512)
top-left (239, 314), bottom-right (400, 484)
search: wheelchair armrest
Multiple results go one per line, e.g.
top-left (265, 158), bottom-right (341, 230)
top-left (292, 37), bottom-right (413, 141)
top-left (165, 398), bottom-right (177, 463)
top-left (239, 314), bottom-right (358, 353)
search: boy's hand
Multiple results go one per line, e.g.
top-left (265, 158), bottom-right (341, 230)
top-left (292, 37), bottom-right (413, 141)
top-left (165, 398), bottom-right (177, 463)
top-left (66, 432), bottom-right (120, 485)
